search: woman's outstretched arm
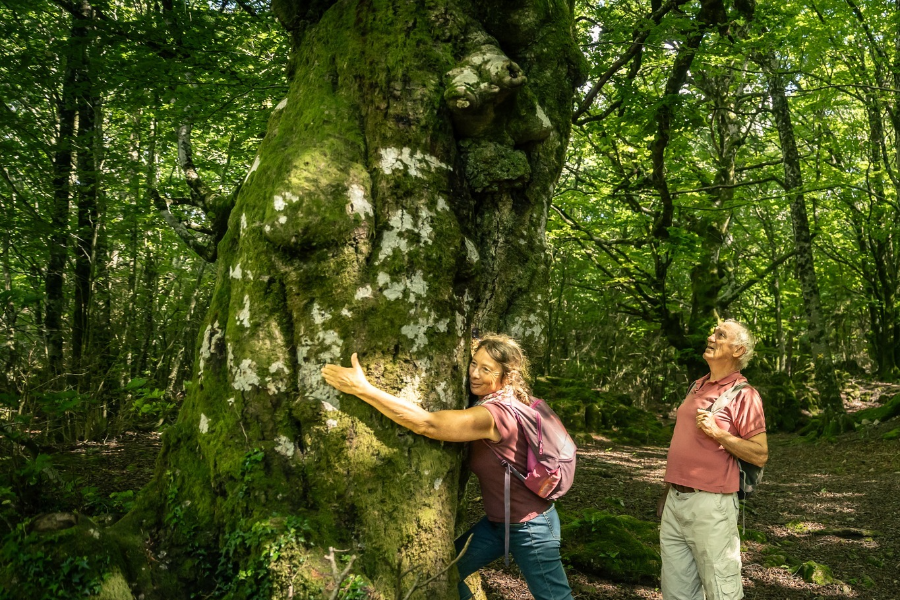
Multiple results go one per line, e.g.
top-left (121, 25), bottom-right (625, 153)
top-left (322, 353), bottom-right (500, 443)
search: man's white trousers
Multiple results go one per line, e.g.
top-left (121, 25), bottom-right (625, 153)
top-left (660, 489), bottom-right (743, 600)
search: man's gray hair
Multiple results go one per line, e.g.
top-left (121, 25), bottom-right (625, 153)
top-left (724, 319), bottom-right (755, 369)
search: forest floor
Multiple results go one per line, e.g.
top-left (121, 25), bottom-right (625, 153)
top-left (472, 382), bottom-right (900, 600)
top-left (49, 384), bottom-right (900, 600)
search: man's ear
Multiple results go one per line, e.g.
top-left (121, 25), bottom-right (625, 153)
top-left (732, 345), bottom-right (746, 358)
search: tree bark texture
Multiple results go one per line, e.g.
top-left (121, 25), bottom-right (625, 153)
top-left (767, 66), bottom-right (843, 411)
top-left (45, 7), bottom-right (91, 376)
top-left (72, 16), bottom-right (99, 376)
top-left (119, 1), bottom-right (585, 598)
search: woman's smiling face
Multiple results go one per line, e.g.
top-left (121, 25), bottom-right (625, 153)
top-left (469, 348), bottom-right (505, 398)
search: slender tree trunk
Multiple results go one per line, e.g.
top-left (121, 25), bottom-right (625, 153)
top-left (688, 67), bottom-right (746, 335)
top-left (91, 99), bottom-right (113, 388)
top-left (46, 9), bottom-right (89, 376)
top-left (165, 264), bottom-right (207, 398)
top-left (114, 1), bottom-right (585, 598)
top-left (756, 206), bottom-right (786, 371)
top-left (120, 113), bottom-right (144, 383)
top-left (0, 230), bottom-right (16, 389)
top-left (545, 250), bottom-right (569, 376)
top-left (766, 62), bottom-right (843, 412)
top-left (773, 273), bottom-right (785, 371)
top-left (72, 6), bottom-right (99, 378)
top-left (135, 249), bottom-right (157, 378)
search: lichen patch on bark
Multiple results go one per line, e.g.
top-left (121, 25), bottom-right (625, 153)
top-left (378, 147), bottom-right (451, 178)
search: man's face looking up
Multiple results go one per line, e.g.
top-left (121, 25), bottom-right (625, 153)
top-left (703, 322), bottom-right (744, 370)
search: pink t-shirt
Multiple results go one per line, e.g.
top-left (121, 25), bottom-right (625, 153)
top-left (664, 371), bottom-right (766, 493)
top-left (469, 400), bottom-right (551, 523)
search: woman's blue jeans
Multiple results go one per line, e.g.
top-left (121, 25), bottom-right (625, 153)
top-left (455, 504), bottom-right (573, 600)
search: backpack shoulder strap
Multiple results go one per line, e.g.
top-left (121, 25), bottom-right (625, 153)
top-left (707, 381), bottom-right (748, 414)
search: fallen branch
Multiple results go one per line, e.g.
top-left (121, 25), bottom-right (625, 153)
top-left (813, 527), bottom-right (879, 538)
top-left (325, 547), bottom-right (357, 600)
top-left (396, 534), bottom-right (473, 600)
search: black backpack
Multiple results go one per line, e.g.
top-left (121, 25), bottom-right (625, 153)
top-left (689, 381), bottom-right (764, 500)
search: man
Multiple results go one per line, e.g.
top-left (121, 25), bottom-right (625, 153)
top-left (658, 319), bottom-right (768, 600)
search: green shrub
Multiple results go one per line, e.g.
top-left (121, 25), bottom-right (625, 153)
top-left (751, 373), bottom-right (804, 433)
top-left (533, 378), bottom-right (672, 445)
top-left (0, 523), bottom-right (110, 600)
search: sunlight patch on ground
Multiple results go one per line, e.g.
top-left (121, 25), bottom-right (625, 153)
top-left (744, 564), bottom-right (858, 598)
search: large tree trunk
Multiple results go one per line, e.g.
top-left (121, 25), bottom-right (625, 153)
top-left (165, 263), bottom-right (208, 399)
top-left (115, 1), bottom-right (585, 599)
top-left (766, 63), bottom-right (843, 412)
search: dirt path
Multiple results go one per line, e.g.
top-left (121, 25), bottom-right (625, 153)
top-left (476, 422), bottom-right (900, 600)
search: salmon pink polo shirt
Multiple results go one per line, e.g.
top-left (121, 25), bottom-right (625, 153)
top-left (664, 371), bottom-right (766, 494)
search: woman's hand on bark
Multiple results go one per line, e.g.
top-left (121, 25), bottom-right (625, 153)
top-left (322, 352), bottom-right (370, 397)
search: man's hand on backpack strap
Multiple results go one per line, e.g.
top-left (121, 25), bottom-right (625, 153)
top-left (696, 409), bottom-right (723, 440)
top-left (696, 408), bottom-right (769, 468)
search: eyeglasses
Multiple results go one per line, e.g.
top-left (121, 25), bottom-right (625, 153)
top-left (469, 361), bottom-right (501, 379)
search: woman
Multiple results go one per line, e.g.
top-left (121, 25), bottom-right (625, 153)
top-left (321, 333), bottom-right (573, 600)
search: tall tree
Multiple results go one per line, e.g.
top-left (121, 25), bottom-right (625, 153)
top-left (18, 1), bottom-right (585, 598)
top-left (765, 59), bottom-right (844, 411)
top-left (71, 0), bottom-right (100, 376)
top-left (45, 3), bottom-right (93, 375)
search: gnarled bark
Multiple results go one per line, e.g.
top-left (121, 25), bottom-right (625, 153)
top-left (48, 2), bottom-right (586, 599)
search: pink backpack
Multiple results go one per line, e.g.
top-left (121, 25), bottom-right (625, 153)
top-left (484, 395), bottom-right (577, 564)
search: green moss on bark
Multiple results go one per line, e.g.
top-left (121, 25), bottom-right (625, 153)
top-left (38, 1), bottom-right (585, 598)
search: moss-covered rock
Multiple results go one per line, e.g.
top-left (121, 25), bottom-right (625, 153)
top-left (94, 569), bottom-right (134, 600)
top-left (882, 427), bottom-right (900, 441)
top-left (739, 528), bottom-right (767, 543)
top-left (0, 517), bottom-right (157, 600)
top-left (559, 509), bottom-right (660, 583)
top-left (854, 392), bottom-right (900, 424)
top-left (794, 560), bottom-right (834, 585)
top-left (761, 544), bottom-right (802, 569)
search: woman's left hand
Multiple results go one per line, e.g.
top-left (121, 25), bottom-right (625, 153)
top-left (322, 353), bottom-right (371, 397)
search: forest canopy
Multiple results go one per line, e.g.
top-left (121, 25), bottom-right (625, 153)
top-left (1, 0), bottom-right (899, 597)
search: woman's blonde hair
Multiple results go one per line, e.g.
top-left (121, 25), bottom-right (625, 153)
top-left (473, 333), bottom-right (533, 405)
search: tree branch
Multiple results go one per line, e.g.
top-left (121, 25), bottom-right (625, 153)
top-left (718, 248), bottom-right (798, 307)
top-left (325, 547), bottom-right (357, 600)
top-left (670, 176), bottom-right (786, 196)
top-left (573, 0), bottom-right (688, 120)
top-left (574, 99), bottom-right (623, 127)
top-left (150, 189), bottom-right (218, 262)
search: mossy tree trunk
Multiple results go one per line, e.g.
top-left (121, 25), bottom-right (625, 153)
top-left (119, 1), bottom-right (585, 599)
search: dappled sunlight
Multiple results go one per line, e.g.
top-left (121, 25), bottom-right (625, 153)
top-left (576, 441), bottom-right (669, 487)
